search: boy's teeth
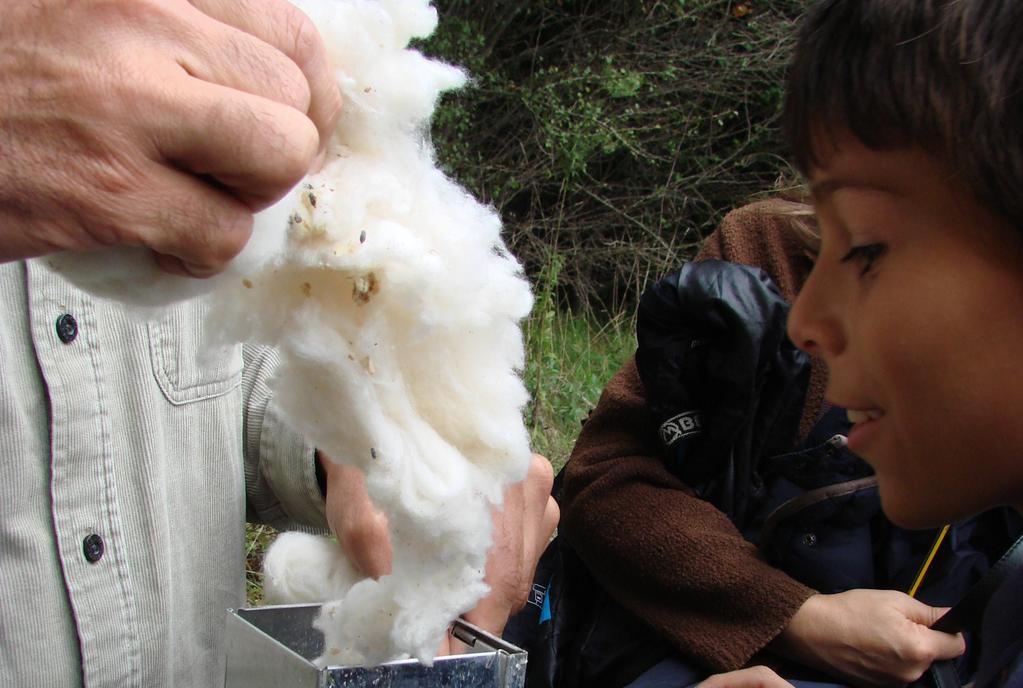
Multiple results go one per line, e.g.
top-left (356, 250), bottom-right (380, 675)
top-left (847, 409), bottom-right (883, 424)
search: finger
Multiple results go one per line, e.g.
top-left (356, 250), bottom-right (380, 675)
top-left (489, 483), bottom-right (526, 579)
top-left (485, 456), bottom-right (558, 611)
top-left (897, 597), bottom-right (967, 663)
top-left (153, 252), bottom-right (214, 278)
top-left (526, 455), bottom-right (558, 546)
top-left (523, 454), bottom-right (556, 504)
top-left (343, 515), bottom-right (392, 580)
top-left (188, 0), bottom-right (342, 155)
top-left (123, 163), bottom-right (254, 277)
top-left (542, 497), bottom-right (560, 542)
top-left (698, 666), bottom-right (793, 688)
top-left (151, 75), bottom-right (319, 209)
top-left (922, 605), bottom-right (952, 627)
top-left (927, 629), bottom-right (967, 661)
top-left (173, 4), bottom-right (312, 114)
top-left (323, 462), bottom-right (393, 579)
top-left (900, 597), bottom-right (956, 629)
top-left (907, 600), bottom-right (966, 660)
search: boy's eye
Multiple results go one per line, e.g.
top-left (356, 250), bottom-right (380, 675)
top-left (840, 243), bottom-right (887, 276)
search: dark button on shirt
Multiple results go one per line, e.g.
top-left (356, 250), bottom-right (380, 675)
top-left (82, 534), bottom-right (104, 563)
top-left (55, 314), bottom-right (78, 344)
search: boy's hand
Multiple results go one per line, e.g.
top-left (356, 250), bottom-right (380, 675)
top-left (773, 589), bottom-right (965, 687)
top-left (698, 666), bottom-right (793, 688)
top-left (0, 0), bottom-right (342, 276)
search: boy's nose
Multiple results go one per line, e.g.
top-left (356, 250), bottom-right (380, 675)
top-left (787, 267), bottom-right (844, 360)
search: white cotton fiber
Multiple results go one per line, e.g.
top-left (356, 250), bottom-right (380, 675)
top-left (262, 532), bottom-right (360, 605)
top-left (52, 0), bottom-right (534, 668)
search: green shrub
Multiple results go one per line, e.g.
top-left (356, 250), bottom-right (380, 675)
top-left (419, 0), bottom-right (808, 313)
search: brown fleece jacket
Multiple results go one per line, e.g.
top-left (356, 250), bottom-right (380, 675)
top-left (560, 200), bottom-right (828, 673)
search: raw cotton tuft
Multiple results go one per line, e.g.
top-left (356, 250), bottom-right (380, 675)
top-left (262, 532), bottom-right (361, 606)
top-left (51, 0), bottom-right (534, 667)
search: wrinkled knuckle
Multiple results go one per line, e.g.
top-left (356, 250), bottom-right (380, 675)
top-left (274, 118), bottom-right (319, 188)
top-left (278, 68), bottom-right (312, 113)
top-left (76, 215), bottom-right (126, 250)
top-left (231, 33), bottom-right (311, 113)
top-left (88, 149), bottom-right (145, 197)
top-left (82, 187), bottom-right (149, 249)
top-left (284, 7), bottom-right (323, 70)
top-left (194, 205), bottom-right (252, 268)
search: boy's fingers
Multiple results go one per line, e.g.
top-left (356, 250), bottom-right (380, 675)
top-left (188, 0), bottom-right (342, 154)
top-left (902, 600), bottom-right (960, 633)
top-left (897, 599), bottom-right (966, 662)
top-left (929, 630), bottom-right (967, 661)
top-left (699, 666), bottom-right (793, 688)
top-left (151, 77), bottom-right (319, 210)
top-left (923, 605), bottom-right (952, 627)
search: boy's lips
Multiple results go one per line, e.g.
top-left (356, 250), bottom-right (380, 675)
top-left (843, 407), bottom-right (885, 453)
top-left (846, 408), bottom-right (884, 424)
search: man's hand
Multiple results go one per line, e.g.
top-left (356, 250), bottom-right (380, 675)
top-left (0, 0), bottom-right (342, 276)
top-left (462, 453), bottom-right (560, 636)
top-left (321, 457), bottom-right (392, 580)
top-left (321, 452), bottom-right (559, 651)
top-left (772, 589), bottom-right (966, 687)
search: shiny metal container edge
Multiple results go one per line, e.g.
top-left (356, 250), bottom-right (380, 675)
top-left (224, 603), bottom-right (527, 688)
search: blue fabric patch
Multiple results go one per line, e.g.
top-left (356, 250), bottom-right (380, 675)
top-left (539, 576), bottom-right (552, 624)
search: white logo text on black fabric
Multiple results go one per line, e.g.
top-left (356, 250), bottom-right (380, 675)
top-left (528, 583), bottom-right (547, 609)
top-left (659, 410), bottom-right (703, 447)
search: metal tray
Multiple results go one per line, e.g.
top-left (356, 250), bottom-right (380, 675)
top-left (224, 603), bottom-right (527, 687)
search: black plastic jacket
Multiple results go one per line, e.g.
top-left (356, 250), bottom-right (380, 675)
top-left (636, 259), bottom-right (809, 527)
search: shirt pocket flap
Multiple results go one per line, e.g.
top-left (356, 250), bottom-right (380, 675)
top-left (147, 301), bottom-right (242, 405)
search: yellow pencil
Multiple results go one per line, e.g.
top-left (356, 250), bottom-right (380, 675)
top-left (908, 524), bottom-right (951, 598)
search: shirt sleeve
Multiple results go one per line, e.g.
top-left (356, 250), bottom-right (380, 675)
top-left (241, 343), bottom-right (328, 531)
top-left (560, 357), bottom-right (815, 672)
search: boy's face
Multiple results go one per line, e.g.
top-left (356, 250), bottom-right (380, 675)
top-left (787, 131), bottom-right (1023, 528)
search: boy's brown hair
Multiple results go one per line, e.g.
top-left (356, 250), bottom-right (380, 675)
top-left (783, 0), bottom-right (1023, 229)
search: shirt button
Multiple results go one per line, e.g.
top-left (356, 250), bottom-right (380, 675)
top-left (55, 314), bottom-right (78, 344)
top-left (82, 534), bottom-right (104, 563)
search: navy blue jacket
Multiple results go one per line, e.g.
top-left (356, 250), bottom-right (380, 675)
top-left (636, 260), bottom-right (1022, 680)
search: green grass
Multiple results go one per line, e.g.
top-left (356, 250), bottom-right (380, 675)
top-left (245, 523), bottom-right (278, 607)
top-left (523, 310), bottom-right (636, 471)
top-left (245, 307), bottom-right (636, 604)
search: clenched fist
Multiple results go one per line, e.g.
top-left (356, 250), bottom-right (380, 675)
top-left (0, 0), bottom-right (342, 276)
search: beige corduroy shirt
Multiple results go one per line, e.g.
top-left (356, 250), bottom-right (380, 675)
top-left (0, 259), bottom-right (327, 687)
